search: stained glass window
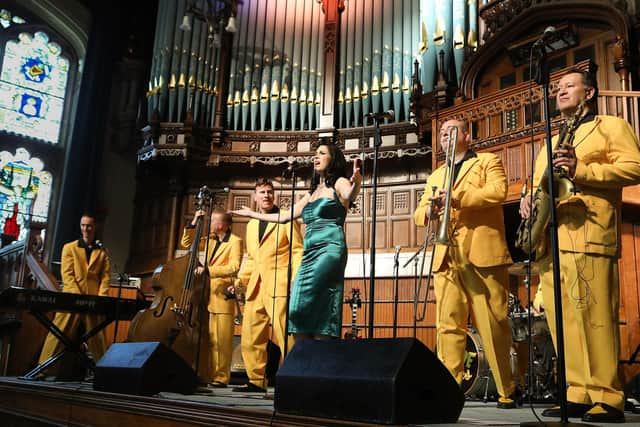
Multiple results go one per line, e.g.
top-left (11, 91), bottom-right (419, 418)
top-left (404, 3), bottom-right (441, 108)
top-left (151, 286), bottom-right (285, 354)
top-left (0, 31), bottom-right (69, 143)
top-left (0, 9), bottom-right (27, 29)
top-left (0, 148), bottom-right (51, 242)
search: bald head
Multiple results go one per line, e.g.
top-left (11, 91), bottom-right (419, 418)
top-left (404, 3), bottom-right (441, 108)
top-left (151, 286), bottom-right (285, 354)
top-left (439, 119), bottom-right (470, 157)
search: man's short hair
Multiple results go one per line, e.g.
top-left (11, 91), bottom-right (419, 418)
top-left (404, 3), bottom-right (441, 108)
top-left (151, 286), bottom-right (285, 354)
top-left (563, 67), bottom-right (599, 107)
top-left (80, 213), bottom-right (96, 222)
top-left (212, 208), bottom-right (232, 225)
top-left (442, 119), bottom-right (468, 134)
top-left (255, 177), bottom-right (274, 190)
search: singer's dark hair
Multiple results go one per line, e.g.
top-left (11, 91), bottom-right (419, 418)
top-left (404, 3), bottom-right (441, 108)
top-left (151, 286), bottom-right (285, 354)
top-left (309, 141), bottom-right (348, 194)
top-left (563, 67), bottom-right (598, 111)
top-left (254, 177), bottom-right (274, 190)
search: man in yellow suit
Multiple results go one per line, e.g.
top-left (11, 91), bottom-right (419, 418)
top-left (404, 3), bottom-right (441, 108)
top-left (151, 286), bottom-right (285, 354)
top-left (39, 214), bottom-right (111, 374)
top-left (182, 208), bottom-right (242, 388)
top-left (232, 178), bottom-right (303, 393)
top-left (414, 119), bottom-right (516, 408)
top-left (520, 68), bottom-right (640, 423)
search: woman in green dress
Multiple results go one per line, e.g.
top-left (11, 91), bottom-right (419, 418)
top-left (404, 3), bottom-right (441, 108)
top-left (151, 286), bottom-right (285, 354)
top-left (232, 141), bottom-right (361, 339)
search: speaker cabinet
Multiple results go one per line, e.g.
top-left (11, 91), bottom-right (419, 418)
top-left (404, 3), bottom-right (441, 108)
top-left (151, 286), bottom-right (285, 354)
top-left (275, 338), bottom-right (463, 424)
top-left (94, 342), bottom-right (197, 395)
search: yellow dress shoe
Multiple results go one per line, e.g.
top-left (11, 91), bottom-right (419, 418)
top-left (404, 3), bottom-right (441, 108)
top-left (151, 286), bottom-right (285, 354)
top-left (497, 396), bottom-right (516, 409)
top-left (541, 401), bottom-right (591, 417)
top-left (581, 403), bottom-right (625, 423)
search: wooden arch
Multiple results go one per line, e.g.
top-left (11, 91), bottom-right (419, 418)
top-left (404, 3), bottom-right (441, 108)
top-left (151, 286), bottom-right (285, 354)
top-left (459, 0), bottom-right (631, 99)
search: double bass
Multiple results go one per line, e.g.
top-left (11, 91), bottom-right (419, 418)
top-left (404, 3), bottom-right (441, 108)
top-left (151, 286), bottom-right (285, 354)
top-left (128, 187), bottom-right (212, 381)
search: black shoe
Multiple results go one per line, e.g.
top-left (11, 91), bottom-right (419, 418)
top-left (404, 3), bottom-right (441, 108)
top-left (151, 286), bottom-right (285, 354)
top-left (541, 401), bottom-right (591, 418)
top-left (581, 403), bottom-right (625, 423)
top-left (232, 382), bottom-right (266, 393)
top-left (209, 381), bottom-right (227, 388)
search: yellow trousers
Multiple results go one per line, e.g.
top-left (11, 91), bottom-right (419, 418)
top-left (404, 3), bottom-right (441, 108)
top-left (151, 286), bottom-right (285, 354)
top-left (209, 313), bottom-right (234, 384)
top-left (39, 312), bottom-right (108, 367)
top-left (241, 292), bottom-right (294, 388)
top-left (539, 251), bottom-right (624, 411)
top-left (434, 254), bottom-right (515, 398)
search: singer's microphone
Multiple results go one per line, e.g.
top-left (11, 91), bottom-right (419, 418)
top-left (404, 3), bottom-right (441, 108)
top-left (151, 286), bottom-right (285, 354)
top-left (94, 240), bottom-right (103, 249)
top-left (366, 110), bottom-right (394, 120)
top-left (282, 160), bottom-right (312, 176)
top-left (533, 26), bottom-right (556, 48)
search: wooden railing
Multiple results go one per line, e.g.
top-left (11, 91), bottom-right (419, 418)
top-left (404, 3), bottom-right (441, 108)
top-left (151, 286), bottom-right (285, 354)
top-left (0, 241), bottom-right (25, 291)
top-left (599, 90), bottom-right (640, 138)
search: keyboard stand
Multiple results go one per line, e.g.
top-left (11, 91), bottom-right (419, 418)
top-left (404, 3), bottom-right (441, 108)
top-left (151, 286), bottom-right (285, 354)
top-left (21, 311), bottom-right (115, 380)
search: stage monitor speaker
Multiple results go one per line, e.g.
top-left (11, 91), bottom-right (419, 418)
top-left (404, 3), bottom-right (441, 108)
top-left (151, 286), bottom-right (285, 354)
top-left (275, 338), bottom-right (464, 425)
top-left (94, 341), bottom-right (197, 395)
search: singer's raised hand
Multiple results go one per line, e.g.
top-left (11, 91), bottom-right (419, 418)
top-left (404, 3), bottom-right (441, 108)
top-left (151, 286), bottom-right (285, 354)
top-left (351, 158), bottom-right (362, 185)
top-left (229, 206), bottom-right (255, 218)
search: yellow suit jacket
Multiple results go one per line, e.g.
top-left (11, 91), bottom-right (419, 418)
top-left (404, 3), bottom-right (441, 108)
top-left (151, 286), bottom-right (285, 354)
top-left (60, 240), bottom-right (111, 296)
top-left (414, 152), bottom-right (513, 271)
top-left (532, 115), bottom-right (640, 257)
top-left (237, 218), bottom-right (304, 301)
top-left (181, 229), bottom-right (243, 314)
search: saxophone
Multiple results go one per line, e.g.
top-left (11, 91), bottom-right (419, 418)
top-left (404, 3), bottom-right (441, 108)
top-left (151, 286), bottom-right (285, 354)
top-left (515, 100), bottom-right (587, 253)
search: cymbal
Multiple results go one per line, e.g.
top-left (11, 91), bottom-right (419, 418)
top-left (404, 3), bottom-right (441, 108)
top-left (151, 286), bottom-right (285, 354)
top-left (508, 261), bottom-right (539, 276)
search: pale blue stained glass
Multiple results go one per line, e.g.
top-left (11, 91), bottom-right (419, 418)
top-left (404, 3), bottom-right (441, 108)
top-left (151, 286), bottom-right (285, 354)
top-left (0, 148), bottom-right (51, 242)
top-left (0, 9), bottom-right (27, 29)
top-left (0, 31), bottom-right (69, 143)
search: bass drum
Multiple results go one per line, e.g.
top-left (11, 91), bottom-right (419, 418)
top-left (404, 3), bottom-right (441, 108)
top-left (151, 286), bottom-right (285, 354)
top-left (461, 330), bottom-right (518, 400)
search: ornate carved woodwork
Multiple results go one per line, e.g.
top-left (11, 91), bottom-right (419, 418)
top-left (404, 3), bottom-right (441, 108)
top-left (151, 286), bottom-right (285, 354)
top-left (319, 0), bottom-right (344, 130)
top-left (464, 0), bottom-right (630, 99)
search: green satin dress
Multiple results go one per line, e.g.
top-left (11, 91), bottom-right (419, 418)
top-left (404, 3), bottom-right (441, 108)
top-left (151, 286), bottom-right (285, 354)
top-left (288, 193), bottom-right (347, 337)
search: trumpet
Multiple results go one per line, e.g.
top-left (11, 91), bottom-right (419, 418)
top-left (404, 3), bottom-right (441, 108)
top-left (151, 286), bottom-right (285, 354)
top-left (415, 125), bottom-right (458, 321)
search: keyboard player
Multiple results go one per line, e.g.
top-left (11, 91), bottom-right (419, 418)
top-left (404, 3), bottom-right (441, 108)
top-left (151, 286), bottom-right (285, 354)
top-left (38, 213), bottom-right (111, 375)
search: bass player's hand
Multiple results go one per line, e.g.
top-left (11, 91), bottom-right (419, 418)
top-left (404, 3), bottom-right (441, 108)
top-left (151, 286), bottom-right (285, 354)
top-left (519, 197), bottom-right (532, 219)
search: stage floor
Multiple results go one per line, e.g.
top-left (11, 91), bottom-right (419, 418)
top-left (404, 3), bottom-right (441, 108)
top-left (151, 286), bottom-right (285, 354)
top-left (1, 377), bottom-right (639, 426)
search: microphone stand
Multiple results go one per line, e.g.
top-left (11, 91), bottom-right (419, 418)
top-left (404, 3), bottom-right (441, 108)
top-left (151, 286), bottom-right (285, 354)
top-left (367, 116), bottom-right (383, 338)
top-left (111, 262), bottom-right (128, 343)
top-left (391, 246), bottom-right (401, 338)
top-left (521, 45), bottom-right (590, 427)
top-left (194, 187), bottom-right (213, 385)
top-left (95, 242), bottom-right (126, 345)
top-left (282, 168), bottom-right (298, 359)
top-left (404, 244), bottom-right (425, 339)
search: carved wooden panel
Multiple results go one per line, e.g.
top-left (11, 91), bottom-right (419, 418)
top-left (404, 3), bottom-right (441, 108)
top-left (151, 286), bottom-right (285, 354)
top-left (619, 221), bottom-right (640, 383)
top-left (366, 220), bottom-right (387, 249)
top-left (368, 192), bottom-right (386, 216)
top-left (213, 194), bottom-right (229, 210)
top-left (345, 221), bottom-right (363, 249)
top-left (128, 194), bottom-right (175, 274)
top-left (231, 222), bottom-right (247, 244)
top-left (506, 144), bottom-right (522, 185)
top-left (278, 196), bottom-right (292, 210)
top-left (349, 194), bottom-right (363, 216)
top-left (392, 219), bottom-right (410, 248)
top-left (392, 191), bottom-right (410, 215)
top-left (232, 195), bottom-right (251, 210)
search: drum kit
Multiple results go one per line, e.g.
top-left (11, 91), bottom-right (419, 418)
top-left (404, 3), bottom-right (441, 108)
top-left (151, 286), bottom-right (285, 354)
top-left (461, 262), bottom-right (558, 402)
